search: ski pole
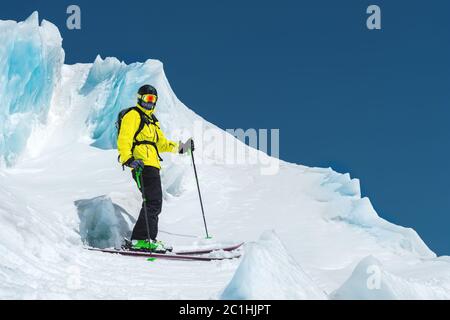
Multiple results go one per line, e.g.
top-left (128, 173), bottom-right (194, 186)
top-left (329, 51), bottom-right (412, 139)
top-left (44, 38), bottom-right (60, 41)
top-left (135, 167), bottom-right (152, 243)
top-left (190, 149), bottom-right (211, 239)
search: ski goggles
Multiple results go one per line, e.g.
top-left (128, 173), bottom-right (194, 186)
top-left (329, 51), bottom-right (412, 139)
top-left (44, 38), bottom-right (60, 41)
top-left (138, 94), bottom-right (157, 103)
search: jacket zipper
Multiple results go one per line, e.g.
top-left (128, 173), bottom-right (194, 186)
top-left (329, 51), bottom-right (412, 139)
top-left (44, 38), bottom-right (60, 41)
top-left (148, 123), bottom-right (151, 158)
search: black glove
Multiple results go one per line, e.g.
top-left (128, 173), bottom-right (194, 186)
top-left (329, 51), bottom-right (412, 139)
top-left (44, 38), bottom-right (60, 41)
top-left (178, 138), bottom-right (195, 154)
top-left (124, 157), bottom-right (145, 170)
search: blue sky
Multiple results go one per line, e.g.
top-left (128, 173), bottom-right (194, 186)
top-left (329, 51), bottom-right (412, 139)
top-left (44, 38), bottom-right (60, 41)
top-left (1, 0), bottom-right (449, 255)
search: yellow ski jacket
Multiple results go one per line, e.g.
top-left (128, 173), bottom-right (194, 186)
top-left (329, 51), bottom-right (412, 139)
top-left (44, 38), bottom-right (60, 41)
top-left (117, 105), bottom-right (178, 169)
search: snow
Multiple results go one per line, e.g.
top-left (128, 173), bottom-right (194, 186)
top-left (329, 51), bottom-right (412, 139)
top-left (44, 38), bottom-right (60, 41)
top-left (1, 12), bottom-right (450, 299)
top-left (323, 196), bottom-right (434, 259)
top-left (331, 256), bottom-right (450, 299)
top-left (221, 231), bottom-right (327, 300)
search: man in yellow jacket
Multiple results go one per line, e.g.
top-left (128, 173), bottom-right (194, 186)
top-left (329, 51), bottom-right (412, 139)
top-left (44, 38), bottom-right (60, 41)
top-left (117, 84), bottom-right (193, 252)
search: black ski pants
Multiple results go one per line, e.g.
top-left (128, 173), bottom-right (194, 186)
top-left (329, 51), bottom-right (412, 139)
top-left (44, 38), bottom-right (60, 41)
top-left (131, 166), bottom-right (162, 241)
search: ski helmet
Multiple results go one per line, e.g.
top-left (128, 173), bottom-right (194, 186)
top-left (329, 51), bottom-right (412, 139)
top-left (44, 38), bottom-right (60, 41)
top-left (137, 84), bottom-right (158, 110)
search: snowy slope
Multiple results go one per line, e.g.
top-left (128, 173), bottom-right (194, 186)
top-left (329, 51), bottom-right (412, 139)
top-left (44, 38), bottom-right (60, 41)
top-left (1, 12), bottom-right (450, 299)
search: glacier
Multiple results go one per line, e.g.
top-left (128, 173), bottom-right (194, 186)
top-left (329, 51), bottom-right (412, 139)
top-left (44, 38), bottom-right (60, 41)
top-left (1, 12), bottom-right (450, 299)
top-left (75, 195), bottom-right (135, 249)
top-left (0, 12), bottom-right (64, 166)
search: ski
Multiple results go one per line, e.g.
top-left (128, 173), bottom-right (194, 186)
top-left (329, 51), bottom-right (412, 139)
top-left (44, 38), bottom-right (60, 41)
top-left (173, 242), bottom-right (244, 255)
top-left (88, 247), bottom-right (242, 261)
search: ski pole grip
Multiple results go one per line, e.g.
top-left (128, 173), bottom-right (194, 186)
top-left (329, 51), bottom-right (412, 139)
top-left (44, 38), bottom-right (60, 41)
top-left (135, 168), bottom-right (142, 189)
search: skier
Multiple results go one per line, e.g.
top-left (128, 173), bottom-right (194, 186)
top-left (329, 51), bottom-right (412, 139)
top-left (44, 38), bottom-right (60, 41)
top-left (117, 84), bottom-right (194, 252)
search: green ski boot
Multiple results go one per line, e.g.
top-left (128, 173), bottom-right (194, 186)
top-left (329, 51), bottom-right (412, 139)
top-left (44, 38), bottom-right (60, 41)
top-left (131, 240), bottom-right (172, 253)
